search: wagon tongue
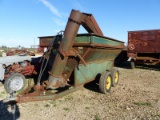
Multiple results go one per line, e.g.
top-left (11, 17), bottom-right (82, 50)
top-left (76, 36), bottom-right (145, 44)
top-left (9, 91), bottom-right (16, 120)
top-left (3, 91), bottom-right (17, 120)
top-left (11, 102), bottom-right (16, 120)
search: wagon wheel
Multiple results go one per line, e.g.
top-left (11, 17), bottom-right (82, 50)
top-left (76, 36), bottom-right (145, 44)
top-left (99, 71), bottom-right (112, 94)
top-left (111, 68), bottom-right (119, 87)
top-left (4, 73), bottom-right (26, 94)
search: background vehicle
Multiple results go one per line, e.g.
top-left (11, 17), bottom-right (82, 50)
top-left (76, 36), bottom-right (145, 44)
top-left (127, 29), bottom-right (160, 68)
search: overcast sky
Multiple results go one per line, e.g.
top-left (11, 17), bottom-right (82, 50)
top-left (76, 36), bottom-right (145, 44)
top-left (0, 0), bottom-right (160, 47)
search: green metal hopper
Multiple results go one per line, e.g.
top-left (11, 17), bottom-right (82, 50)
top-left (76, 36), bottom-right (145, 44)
top-left (3, 10), bottom-right (124, 104)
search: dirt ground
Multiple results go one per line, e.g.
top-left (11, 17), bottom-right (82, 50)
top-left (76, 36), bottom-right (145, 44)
top-left (0, 65), bottom-right (160, 120)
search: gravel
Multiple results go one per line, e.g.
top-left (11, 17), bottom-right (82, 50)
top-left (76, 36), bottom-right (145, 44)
top-left (0, 67), bottom-right (160, 120)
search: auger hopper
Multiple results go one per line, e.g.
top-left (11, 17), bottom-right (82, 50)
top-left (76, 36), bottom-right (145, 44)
top-left (2, 9), bottom-right (124, 104)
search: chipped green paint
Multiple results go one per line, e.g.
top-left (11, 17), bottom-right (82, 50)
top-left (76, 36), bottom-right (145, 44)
top-left (74, 34), bottom-right (123, 47)
top-left (92, 36), bottom-right (122, 46)
top-left (72, 34), bottom-right (123, 87)
top-left (40, 34), bottom-right (124, 47)
top-left (74, 60), bottom-right (113, 86)
top-left (75, 36), bottom-right (91, 43)
top-left (83, 49), bottom-right (121, 63)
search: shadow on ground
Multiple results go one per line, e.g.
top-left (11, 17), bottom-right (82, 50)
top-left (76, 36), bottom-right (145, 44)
top-left (135, 64), bottom-right (160, 71)
top-left (83, 74), bottom-right (101, 93)
top-left (0, 100), bottom-right (20, 120)
top-left (114, 61), bottom-right (131, 69)
top-left (115, 61), bottom-right (160, 71)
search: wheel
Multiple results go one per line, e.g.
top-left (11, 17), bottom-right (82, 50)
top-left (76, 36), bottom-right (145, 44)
top-left (111, 68), bottom-right (119, 87)
top-left (131, 59), bottom-right (135, 69)
top-left (4, 73), bottom-right (26, 94)
top-left (99, 71), bottom-right (112, 94)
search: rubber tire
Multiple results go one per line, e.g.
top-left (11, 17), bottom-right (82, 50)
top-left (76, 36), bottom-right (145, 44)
top-left (4, 73), bottom-right (26, 94)
top-left (131, 60), bottom-right (135, 69)
top-left (111, 68), bottom-right (119, 87)
top-left (99, 71), bottom-right (112, 94)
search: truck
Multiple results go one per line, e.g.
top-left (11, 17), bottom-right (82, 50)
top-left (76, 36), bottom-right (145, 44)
top-left (127, 29), bottom-right (160, 68)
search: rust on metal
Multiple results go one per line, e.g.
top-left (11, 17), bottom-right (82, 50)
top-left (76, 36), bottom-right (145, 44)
top-left (128, 29), bottom-right (160, 53)
top-left (13, 86), bottom-right (83, 103)
top-left (4, 61), bottom-right (37, 80)
top-left (81, 13), bottom-right (103, 36)
top-left (127, 29), bottom-right (160, 65)
top-left (6, 49), bottom-right (35, 56)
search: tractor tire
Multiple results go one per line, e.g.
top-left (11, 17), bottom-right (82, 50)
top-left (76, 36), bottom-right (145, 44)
top-left (4, 73), bottom-right (26, 94)
top-left (131, 60), bottom-right (135, 69)
top-left (99, 71), bottom-right (112, 94)
top-left (111, 68), bottom-right (119, 87)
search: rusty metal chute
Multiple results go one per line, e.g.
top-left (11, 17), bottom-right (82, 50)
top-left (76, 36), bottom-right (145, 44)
top-left (81, 12), bottom-right (103, 36)
top-left (47, 9), bottom-right (104, 89)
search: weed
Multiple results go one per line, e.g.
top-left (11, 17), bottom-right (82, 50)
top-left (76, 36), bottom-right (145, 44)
top-left (34, 104), bottom-right (38, 106)
top-left (85, 106), bottom-right (90, 109)
top-left (44, 104), bottom-right (50, 107)
top-left (1, 91), bottom-right (6, 94)
top-left (49, 100), bottom-right (55, 104)
top-left (49, 100), bottom-right (56, 107)
top-left (64, 95), bottom-right (73, 101)
top-left (0, 91), bottom-right (6, 98)
top-left (94, 114), bottom-right (101, 120)
top-left (63, 107), bottom-right (69, 111)
top-left (151, 113), bottom-right (160, 117)
top-left (133, 101), bottom-right (152, 107)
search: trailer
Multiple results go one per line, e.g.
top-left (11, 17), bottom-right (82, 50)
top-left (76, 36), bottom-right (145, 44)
top-left (2, 10), bottom-right (124, 106)
top-left (127, 29), bottom-right (160, 68)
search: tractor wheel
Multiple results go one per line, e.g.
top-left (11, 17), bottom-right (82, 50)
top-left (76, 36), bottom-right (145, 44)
top-left (99, 71), bottom-right (112, 94)
top-left (111, 68), bottom-right (119, 87)
top-left (4, 73), bottom-right (26, 94)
